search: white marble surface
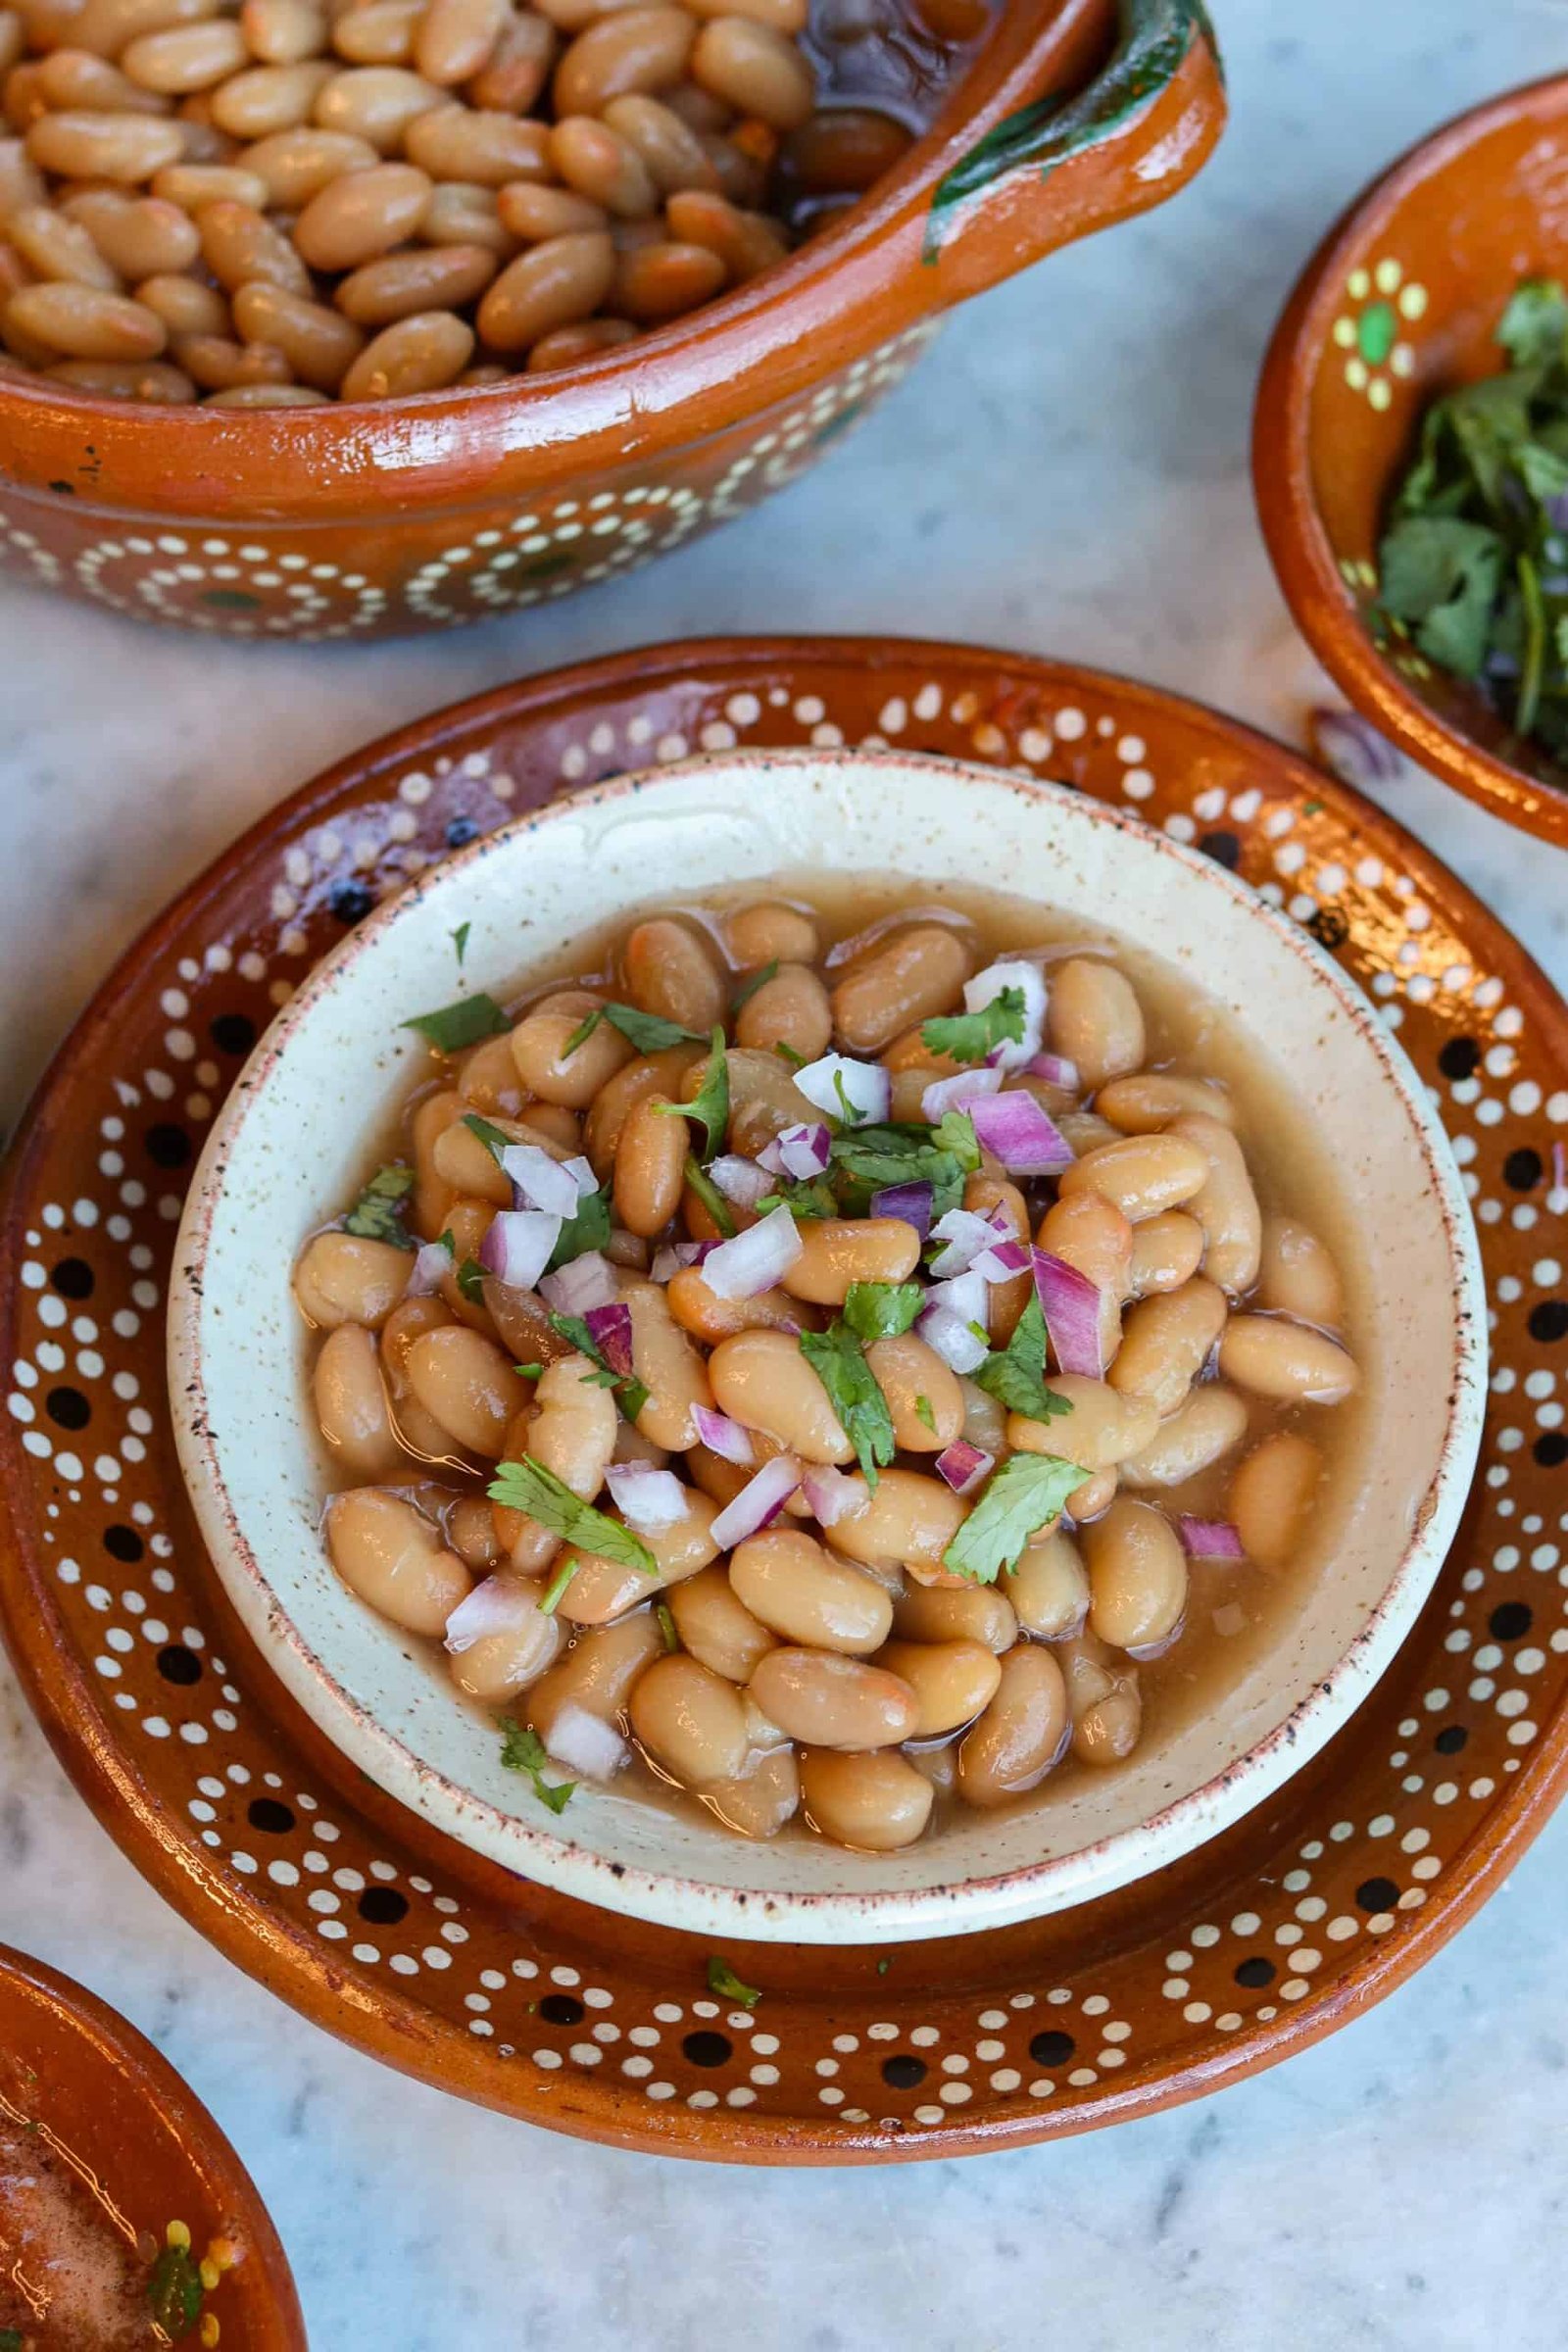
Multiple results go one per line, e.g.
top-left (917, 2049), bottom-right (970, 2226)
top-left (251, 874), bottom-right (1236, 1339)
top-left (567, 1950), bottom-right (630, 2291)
top-left (5, 0), bottom-right (1568, 2343)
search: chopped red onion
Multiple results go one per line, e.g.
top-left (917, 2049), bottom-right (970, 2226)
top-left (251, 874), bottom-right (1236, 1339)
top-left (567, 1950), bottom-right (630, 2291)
top-left (793, 1053), bottom-right (890, 1125)
top-left (709, 1153), bottom-right (774, 1209)
top-left (801, 1464), bottom-right (863, 1526)
top-left (604, 1462), bottom-right (689, 1532)
top-left (929, 1206), bottom-right (1004, 1277)
top-left (968, 1090), bottom-right (1074, 1175)
top-left (710, 1452), bottom-right (802, 1547)
top-left (962, 958), bottom-right (1047, 1070)
top-left (757, 1122), bottom-right (833, 1181)
top-left (935, 1439), bottom-right (993, 1494)
top-left (916, 1303), bottom-right (990, 1375)
top-left (1127, 1614), bottom-right (1187, 1662)
top-left (539, 1249), bottom-right (617, 1315)
top-left (650, 1240), bottom-right (705, 1282)
top-left (543, 1701), bottom-right (626, 1781)
top-left (869, 1179), bottom-right (934, 1237)
top-left (1033, 1249), bottom-right (1104, 1378)
top-left (583, 1300), bottom-right (634, 1376)
top-left (499, 1142), bottom-right (579, 1219)
top-left (920, 1066), bottom-right (1003, 1122)
top-left (444, 1574), bottom-right (540, 1655)
top-left (1308, 705), bottom-right (1401, 792)
top-left (972, 1237), bottom-right (1032, 1284)
top-left (702, 1202), bottom-right (803, 1300)
top-left (478, 1208), bottom-right (563, 1294)
top-left (1177, 1517), bottom-right (1246, 1560)
top-left (693, 1404), bottom-right (755, 1465)
top-left (562, 1154), bottom-right (599, 1200)
top-left (407, 1236), bottom-right (454, 1297)
top-left (926, 1267), bottom-right (988, 1327)
top-left (1027, 1052), bottom-right (1079, 1090)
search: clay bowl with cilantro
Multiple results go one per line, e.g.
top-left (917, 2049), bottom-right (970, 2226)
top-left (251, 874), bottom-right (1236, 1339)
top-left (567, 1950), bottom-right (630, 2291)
top-left (167, 747), bottom-right (1484, 1943)
top-left (1254, 72), bottom-right (1568, 845)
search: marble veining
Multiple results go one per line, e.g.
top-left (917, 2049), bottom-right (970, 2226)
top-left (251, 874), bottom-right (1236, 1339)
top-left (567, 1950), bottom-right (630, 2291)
top-left (3, 1), bottom-right (1567, 2343)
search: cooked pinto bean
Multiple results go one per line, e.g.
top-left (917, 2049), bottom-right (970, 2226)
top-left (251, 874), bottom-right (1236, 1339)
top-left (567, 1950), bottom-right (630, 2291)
top-left (1009, 1377), bottom-right (1158, 1474)
top-left (1005, 1526), bottom-right (1089, 1639)
top-left (1056, 1132), bottom-right (1210, 1222)
top-left (1036, 1189), bottom-right (1131, 1365)
top-left (313, 1320), bottom-right (403, 1478)
top-left (293, 1229), bottom-right (409, 1328)
top-left (1128, 1208), bottom-right (1204, 1298)
top-left (748, 1646), bottom-right (917, 1749)
top-left (799, 1747), bottom-right (932, 1849)
top-left (1083, 1499), bottom-right (1186, 1650)
top-left (1058, 1631), bottom-right (1142, 1764)
top-left (1047, 958), bottom-right (1145, 1088)
top-left (666, 1560), bottom-right (775, 1680)
top-left (874, 1638), bottom-right (999, 1738)
top-left (1230, 1430), bottom-right (1323, 1569)
top-left (830, 923), bottom-right (971, 1053)
top-left (864, 1331), bottom-right (962, 1450)
top-left (956, 1644), bottom-right (1068, 1807)
top-left (448, 1576), bottom-right (563, 1700)
top-left (734, 960), bottom-right (832, 1059)
top-left (1256, 1215), bottom-right (1345, 1330)
top-left (729, 1525), bottom-right (892, 1654)
top-left (554, 1485), bottom-right (719, 1623)
top-left (325, 1486), bottom-right (470, 1635)
top-left (820, 1467), bottom-right (967, 1583)
top-left (1096, 1071), bottom-right (1237, 1132)
top-left (780, 1216), bottom-right (921, 1305)
top-left (613, 1091), bottom-right (687, 1235)
top-left (708, 1325), bottom-right (851, 1463)
top-left (1107, 1276), bottom-right (1227, 1418)
top-left (892, 1577), bottom-right (1017, 1653)
top-left (1120, 1384), bottom-right (1249, 1488)
top-left (1218, 1314), bottom-right (1358, 1404)
top-left (526, 1604), bottom-right (663, 1762)
top-left (1170, 1112), bottom-right (1261, 1296)
top-left (621, 915), bottom-right (725, 1033)
top-left (510, 989), bottom-right (632, 1106)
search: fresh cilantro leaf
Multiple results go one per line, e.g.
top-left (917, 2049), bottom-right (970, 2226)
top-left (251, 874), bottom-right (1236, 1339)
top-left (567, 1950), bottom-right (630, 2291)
top-left (489, 1454), bottom-right (657, 1577)
top-left (707, 1955), bottom-right (760, 2008)
top-left (1379, 515), bottom-right (1504, 678)
top-left (537, 1555), bottom-right (577, 1617)
top-left (500, 1720), bottom-right (575, 1812)
top-left (515, 1362), bottom-right (543, 1379)
top-left (147, 2243), bottom-right (204, 2336)
top-left (436, 1226), bottom-right (456, 1257)
top-left (655, 1029), bottom-right (728, 1161)
top-left (457, 1256), bottom-right (487, 1304)
top-left (774, 1041), bottom-right (807, 1068)
top-left (564, 1000), bottom-right (705, 1057)
top-left (843, 1279), bottom-right (925, 1342)
top-left (404, 991), bottom-right (509, 1054)
top-left (799, 1322), bottom-right (896, 1489)
top-left (547, 1183), bottom-right (611, 1271)
top-left (463, 1110), bottom-right (513, 1161)
top-left (1496, 276), bottom-right (1568, 369)
top-left (656, 1600), bottom-right (679, 1651)
top-left (914, 1392), bottom-right (936, 1433)
top-left (732, 957), bottom-right (779, 1010)
top-left (942, 1451), bottom-right (1086, 1584)
top-left (971, 1296), bottom-right (1074, 1422)
top-left (931, 1109), bottom-right (982, 1169)
top-left (547, 1311), bottom-right (651, 1421)
top-left (875, 1957), bottom-right (891, 1975)
top-left (755, 1174), bottom-right (838, 1221)
top-left (830, 1122), bottom-right (973, 1218)
top-left (341, 1160), bottom-right (415, 1247)
top-left (452, 920), bottom-right (471, 967)
top-left (921, 985), bottom-right (1027, 1065)
top-left (683, 1153), bottom-right (737, 1238)
top-left (832, 1067), bottom-right (864, 1125)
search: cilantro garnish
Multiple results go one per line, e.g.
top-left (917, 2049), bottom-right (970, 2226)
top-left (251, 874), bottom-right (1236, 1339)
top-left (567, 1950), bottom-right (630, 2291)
top-left (564, 1001), bottom-right (706, 1056)
top-left (457, 1257), bottom-right (486, 1304)
top-left (683, 1153), bottom-right (737, 1238)
top-left (547, 1183), bottom-right (612, 1271)
top-left (547, 1311), bottom-right (650, 1420)
top-left (500, 1720), bottom-right (576, 1813)
top-left (830, 1115), bottom-right (978, 1219)
top-left (707, 1955), bottom-right (761, 2008)
top-left (913, 1393), bottom-right (936, 1434)
top-left (732, 957), bottom-right (779, 1010)
top-left (538, 1555), bottom-right (577, 1616)
top-left (404, 991), bottom-right (509, 1054)
top-left (832, 1067), bottom-right (865, 1125)
top-left (656, 1600), bottom-right (679, 1651)
top-left (942, 1452), bottom-right (1085, 1584)
top-left (842, 1279), bottom-right (925, 1343)
top-left (921, 985), bottom-right (1027, 1065)
top-left (799, 1322), bottom-right (896, 1488)
top-left (341, 1160), bottom-right (415, 1248)
top-left (971, 1296), bottom-right (1075, 1422)
top-left (655, 1029), bottom-right (728, 1161)
top-left (463, 1110), bottom-right (513, 1160)
top-left (0, 2333), bottom-right (20, 2352)
top-left (147, 2242), bottom-right (204, 2336)
top-left (515, 1362), bottom-right (543, 1379)
top-left (452, 920), bottom-right (470, 966)
top-left (774, 1041), bottom-right (807, 1068)
top-left (756, 1174), bottom-right (838, 1221)
top-left (489, 1454), bottom-right (657, 1577)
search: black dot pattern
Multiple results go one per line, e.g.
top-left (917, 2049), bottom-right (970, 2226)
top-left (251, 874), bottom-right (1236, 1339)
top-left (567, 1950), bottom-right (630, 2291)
top-left (102, 1524), bottom-right (142, 1562)
top-left (1028, 2029), bottom-right (1075, 2067)
top-left (682, 2031), bottom-right (731, 2068)
top-left (329, 881), bottom-right (375, 925)
top-left (156, 1644), bottom-right (202, 1687)
top-left (247, 1796), bottom-right (296, 1835)
top-left (45, 1386), bottom-right (89, 1431)
top-left (1438, 1036), bottom-right (1480, 1079)
top-left (357, 1886), bottom-right (408, 1926)
top-left (445, 815), bottom-right (478, 848)
top-left (210, 1010), bottom-right (257, 1056)
top-left (1504, 1147), bottom-right (1544, 1191)
top-left (538, 1993), bottom-right (584, 2027)
top-left (1535, 1432), bottom-right (1568, 1467)
top-left (1489, 1600), bottom-right (1533, 1642)
top-left (1434, 1724), bottom-right (1468, 1755)
top-left (1199, 829), bottom-right (1241, 869)
top-left (144, 1122), bottom-right (190, 1168)
top-left (1355, 1876), bottom-right (1399, 1914)
top-left (880, 2054), bottom-right (926, 2089)
top-left (1529, 1301), bottom-right (1568, 1344)
top-left (1306, 905), bottom-right (1349, 952)
top-left (49, 1256), bottom-right (93, 1298)
top-left (1234, 1956), bottom-right (1276, 1987)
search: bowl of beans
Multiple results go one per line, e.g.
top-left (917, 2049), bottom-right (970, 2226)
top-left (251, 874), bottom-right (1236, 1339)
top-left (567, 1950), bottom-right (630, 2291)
top-left (167, 746), bottom-right (1486, 1942)
top-left (0, 0), bottom-right (1224, 636)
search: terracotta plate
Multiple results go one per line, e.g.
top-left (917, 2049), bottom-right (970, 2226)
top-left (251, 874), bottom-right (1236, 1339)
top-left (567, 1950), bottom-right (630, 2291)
top-left (3, 636), bottom-right (1565, 2165)
top-left (0, 1942), bottom-right (305, 2344)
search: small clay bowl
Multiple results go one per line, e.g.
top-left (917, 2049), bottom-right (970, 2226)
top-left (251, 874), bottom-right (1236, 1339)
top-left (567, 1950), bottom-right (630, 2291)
top-left (0, 1941), bottom-right (305, 2347)
top-left (168, 746), bottom-right (1486, 1948)
top-left (1254, 73), bottom-right (1568, 845)
top-left (0, 0), bottom-right (1223, 642)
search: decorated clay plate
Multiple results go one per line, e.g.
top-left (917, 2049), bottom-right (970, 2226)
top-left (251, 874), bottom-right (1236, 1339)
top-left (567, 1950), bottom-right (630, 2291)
top-left (3, 636), bottom-right (1565, 2162)
top-left (0, 1942), bottom-right (304, 2346)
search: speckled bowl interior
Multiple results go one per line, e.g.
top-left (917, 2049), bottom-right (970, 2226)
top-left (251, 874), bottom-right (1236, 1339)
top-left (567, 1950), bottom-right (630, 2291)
top-left (167, 750), bottom-right (1487, 1943)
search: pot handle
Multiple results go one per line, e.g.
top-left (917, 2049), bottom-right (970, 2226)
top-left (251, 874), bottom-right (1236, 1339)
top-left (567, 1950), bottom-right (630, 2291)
top-left (917, 0), bottom-right (1226, 309)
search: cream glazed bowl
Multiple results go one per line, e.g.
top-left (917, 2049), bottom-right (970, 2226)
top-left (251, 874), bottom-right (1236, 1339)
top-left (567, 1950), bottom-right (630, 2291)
top-left (168, 747), bottom-right (1486, 1944)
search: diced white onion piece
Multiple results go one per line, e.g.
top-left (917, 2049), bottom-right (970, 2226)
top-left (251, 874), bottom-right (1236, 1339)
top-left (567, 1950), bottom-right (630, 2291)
top-left (604, 1462), bottom-right (690, 1532)
top-left (702, 1202), bottom-right (803, 1299)
top-left (793, 1053), bottom-right (890, 1125)
top-left (916, 1304), bottom-right (990, 1375)
top-left (444, 1574), bottom-right (539, 1655)
top-left (710, 1452), bottom-right (802, 1547)
top-left (544, 1701), bottom-right (627, 1781)
top-left (920, 1066), bottom-right (1003, 1123)
top-left (962, 957), bottom-right (1047, 1070)
top-left (407, 1237), bottom-right (453, 1297)
top-left (801, 1464), bottom-right (863, 1526)
top-left (709, 1153), bottom-right (774, 1208)
top-left (693, 1404), bottom-right (755, 1465)
top-left (499, 1143), bottom-right (579, 1218)
top-left (539, 1250), bottom-right (618, 1314)
top-left (477, 1208), bottom-right (562, 1293)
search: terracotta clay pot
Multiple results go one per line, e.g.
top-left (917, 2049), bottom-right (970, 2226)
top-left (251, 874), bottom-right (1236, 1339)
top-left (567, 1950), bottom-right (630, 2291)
top-left (1254, 72), bottom-right (1568, 845)
top-left (0, 0), bottom-right (1223, 641)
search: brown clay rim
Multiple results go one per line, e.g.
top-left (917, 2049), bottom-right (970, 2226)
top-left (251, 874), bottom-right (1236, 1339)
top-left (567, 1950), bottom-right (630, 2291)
top-left (0, 1941), bottom-right (308, 2345)
top-left (0, 0), bottom-right (1226, 513)
top-left (1252, 70), bottom-right (1568, 849)
top-left (2, 633), bottom-right (1563, 2163)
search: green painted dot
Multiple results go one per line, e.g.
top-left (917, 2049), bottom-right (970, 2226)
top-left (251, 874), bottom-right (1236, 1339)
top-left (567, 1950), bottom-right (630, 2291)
top-left (202, 587), bottom-right (260, 611)
top-left (1356, 300), bottom-right (1396, 366)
